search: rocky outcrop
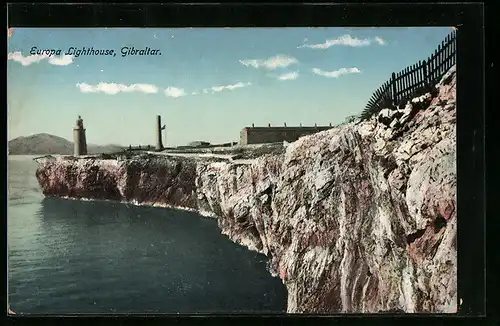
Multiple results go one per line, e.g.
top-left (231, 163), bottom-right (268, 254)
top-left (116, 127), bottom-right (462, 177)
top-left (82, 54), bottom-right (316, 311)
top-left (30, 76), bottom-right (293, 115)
top-left (35, 67), bottom-right (457, 314)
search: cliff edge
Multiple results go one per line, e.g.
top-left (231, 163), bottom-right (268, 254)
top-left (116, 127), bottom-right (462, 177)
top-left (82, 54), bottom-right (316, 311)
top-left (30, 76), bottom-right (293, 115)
top-left (34, 67), bottom-right (457, 313)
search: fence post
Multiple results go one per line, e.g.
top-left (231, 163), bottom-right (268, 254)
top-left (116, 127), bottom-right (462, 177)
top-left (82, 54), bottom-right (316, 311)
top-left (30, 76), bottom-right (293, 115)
top-left (391, 72), bottom-right (397, 106)
top-left (423, 59), bottom-right (429, 87)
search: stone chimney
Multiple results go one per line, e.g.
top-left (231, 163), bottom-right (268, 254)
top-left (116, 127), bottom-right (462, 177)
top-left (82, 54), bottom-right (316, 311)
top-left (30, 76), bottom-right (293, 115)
top-left (156, 115), bottom-right (164, 150)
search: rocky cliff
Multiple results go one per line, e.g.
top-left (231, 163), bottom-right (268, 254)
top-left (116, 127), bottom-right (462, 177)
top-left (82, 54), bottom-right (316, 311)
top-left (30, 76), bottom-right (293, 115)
top-left (34, 67), bottom-right (457, 314)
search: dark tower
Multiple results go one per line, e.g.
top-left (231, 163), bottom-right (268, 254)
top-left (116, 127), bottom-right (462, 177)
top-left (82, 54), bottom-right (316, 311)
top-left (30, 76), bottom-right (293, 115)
top-left (156, 115), bottom-right (164, 150)
top-left (73, 115), bottom-right (87, 156)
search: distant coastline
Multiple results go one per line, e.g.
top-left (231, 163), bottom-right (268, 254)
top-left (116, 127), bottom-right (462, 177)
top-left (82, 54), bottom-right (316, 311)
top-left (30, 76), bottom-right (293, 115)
top-left (8, 133), bottom-right (124, 155)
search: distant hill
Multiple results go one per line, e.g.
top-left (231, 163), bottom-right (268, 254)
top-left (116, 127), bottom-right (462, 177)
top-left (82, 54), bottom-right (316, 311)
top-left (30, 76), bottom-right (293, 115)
top-left (8, 133), bottom-right (125, 155)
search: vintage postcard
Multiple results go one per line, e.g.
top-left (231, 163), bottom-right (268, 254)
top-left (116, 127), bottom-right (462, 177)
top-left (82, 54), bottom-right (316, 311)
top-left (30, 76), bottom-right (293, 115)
top-left (7, 27), bottom-right (457, 314)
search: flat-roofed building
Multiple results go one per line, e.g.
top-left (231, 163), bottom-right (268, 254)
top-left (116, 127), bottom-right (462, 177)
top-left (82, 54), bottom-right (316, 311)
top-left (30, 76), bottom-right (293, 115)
top-left (239, 124), bottom-right (333, 145)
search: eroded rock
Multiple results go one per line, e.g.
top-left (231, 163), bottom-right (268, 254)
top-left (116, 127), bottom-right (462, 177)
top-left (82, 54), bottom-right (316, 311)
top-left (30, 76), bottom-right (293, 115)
top-left (35, 67), bottom-right (457, 314)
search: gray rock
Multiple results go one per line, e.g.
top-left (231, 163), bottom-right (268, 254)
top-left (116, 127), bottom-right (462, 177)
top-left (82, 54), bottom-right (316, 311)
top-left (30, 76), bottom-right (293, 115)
top-left (390, 118), bottom-right (400, 129)
top-left (378, 108), bottom-right (398, 126)
top-left (437, 66), bottom-right (457, 87)
top-left (411, 92), bottom-right (432, 104)
top-left (399, 103), bottom-right (414, 125)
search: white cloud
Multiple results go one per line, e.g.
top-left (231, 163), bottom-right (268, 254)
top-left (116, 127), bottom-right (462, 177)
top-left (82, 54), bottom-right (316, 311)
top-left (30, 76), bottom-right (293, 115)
top-left (8, 52), bottom-right (49, 66)
top-left (77, 81), bottom-right (250, 97)
top-left (76, 83), bottom-right (159, 95)
top-left (210, 82), bottom-right (252, 93)
top-left (48, 55), bottom-right (74, 66)
top-left (165, 87), bottom-right (186, 98)
top-left (8, 51), bottom-right (74, 66)
top-left (374, 36), bottom-right (386, 45)
top-left (278, 71), bottom-right (299, 81)
top-left (239, 55), bottom-right (298, 70)
top-left (298, 34), bottom-right (386, 49)
top-left (312, 67), bottom-right (361, 78)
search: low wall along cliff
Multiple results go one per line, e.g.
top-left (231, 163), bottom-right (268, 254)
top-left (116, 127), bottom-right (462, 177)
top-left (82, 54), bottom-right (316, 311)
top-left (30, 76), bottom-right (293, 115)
top-left (34, 67), bottom-right (457, 313)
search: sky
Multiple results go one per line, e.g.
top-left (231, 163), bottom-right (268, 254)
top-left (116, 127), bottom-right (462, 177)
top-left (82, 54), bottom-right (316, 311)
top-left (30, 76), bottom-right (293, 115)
top-left (7, 27), bottom-right (453, 147)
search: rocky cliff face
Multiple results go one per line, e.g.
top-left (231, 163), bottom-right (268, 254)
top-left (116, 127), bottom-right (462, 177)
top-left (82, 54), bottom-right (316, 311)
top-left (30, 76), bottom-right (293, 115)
top-left (35, 67), bottom-right (457, 314)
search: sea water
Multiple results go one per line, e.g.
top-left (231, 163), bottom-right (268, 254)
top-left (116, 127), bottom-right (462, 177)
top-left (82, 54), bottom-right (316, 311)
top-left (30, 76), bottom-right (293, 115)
top-left (7, 155), bottom-right (286, 314)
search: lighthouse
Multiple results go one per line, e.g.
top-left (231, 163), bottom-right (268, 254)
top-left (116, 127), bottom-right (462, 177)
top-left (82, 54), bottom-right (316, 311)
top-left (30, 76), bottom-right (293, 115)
top-left (73, 115), bottom-right (87, 156)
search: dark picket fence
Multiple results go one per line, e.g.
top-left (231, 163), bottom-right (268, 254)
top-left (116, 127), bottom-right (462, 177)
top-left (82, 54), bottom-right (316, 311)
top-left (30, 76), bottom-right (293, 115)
top-left (361, 30), bottom-right (456, 119)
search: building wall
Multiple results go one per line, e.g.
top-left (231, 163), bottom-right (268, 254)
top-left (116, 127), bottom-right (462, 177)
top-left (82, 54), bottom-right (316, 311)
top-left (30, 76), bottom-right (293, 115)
top-left (239, 126), bottom-right (333, 145)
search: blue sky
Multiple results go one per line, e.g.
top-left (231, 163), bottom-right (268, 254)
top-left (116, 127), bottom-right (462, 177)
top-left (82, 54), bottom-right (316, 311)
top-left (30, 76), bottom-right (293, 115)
top-left (7, 27), bottom-right (453, 146)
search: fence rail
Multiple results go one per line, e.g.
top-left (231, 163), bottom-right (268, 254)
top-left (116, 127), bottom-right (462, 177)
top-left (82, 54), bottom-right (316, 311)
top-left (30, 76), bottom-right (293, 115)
top-left (362, 30), bottom-right (456, 118)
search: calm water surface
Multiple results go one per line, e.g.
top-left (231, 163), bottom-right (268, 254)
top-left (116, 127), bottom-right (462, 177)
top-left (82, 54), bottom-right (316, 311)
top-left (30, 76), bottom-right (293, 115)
top-left (7, 155), bottom-right (286, 314)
